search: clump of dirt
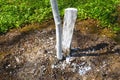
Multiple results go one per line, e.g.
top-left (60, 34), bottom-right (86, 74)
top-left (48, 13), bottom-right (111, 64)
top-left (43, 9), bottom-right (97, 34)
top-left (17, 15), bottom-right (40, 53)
top-left (0, 19), bottom-right (120, 80)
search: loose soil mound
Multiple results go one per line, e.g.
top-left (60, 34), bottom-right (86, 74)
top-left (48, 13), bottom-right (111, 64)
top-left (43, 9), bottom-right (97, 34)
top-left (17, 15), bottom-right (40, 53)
top-left (0, 19), bottom-right (120, 80)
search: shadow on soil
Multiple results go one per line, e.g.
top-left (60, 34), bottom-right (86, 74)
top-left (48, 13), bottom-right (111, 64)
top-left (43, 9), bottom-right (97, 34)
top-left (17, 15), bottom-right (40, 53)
top-left (71, 42), bottom-right (120, 57)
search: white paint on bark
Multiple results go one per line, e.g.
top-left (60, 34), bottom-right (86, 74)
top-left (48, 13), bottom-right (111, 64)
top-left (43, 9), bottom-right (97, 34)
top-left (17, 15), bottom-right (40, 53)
top-left (50, 0), bottom-right (63, 60)
top-left (62, 8), bottom-right (77, 56)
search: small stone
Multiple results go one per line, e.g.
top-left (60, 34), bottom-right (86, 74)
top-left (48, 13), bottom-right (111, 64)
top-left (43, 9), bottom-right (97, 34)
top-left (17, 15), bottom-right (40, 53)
top-left (8, 64), bottom-right (11, 67)
top-left (34, 63), bottom-right (37, 66)
top-left (14, 65), bottom-right (16, 68)
top-left (91, 49), bottom-right (95, 53)
top-left (49, 37), bottom-right (53, 40)
top-left (66, 56), bottom-right (75, 64)
top-left (15, 57), bottom-right (20, 63)
top-left (6, 66), bottom-right (8, 69)
top-left (71, 63), bottom-right (77, 72)
top-left (9, 71), bottom-right (12, 74)
top-left (51, 64), bottom-right (55, 69)
top-left (66, 56), bottom-right (71, 64)
top-left (81, 57), bottom-right (86, 60)
top-left (62, 62), bottom-right (66, 69)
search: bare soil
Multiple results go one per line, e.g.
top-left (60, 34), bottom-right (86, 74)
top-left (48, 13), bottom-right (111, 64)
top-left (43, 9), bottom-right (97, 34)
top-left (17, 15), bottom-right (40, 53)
top-left (0, 19), bottom-right (120, 80)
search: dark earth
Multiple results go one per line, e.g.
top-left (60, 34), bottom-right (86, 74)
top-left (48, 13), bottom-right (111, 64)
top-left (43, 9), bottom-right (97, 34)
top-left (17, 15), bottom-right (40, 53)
top-left (0, 19), bottom-right (120, 80)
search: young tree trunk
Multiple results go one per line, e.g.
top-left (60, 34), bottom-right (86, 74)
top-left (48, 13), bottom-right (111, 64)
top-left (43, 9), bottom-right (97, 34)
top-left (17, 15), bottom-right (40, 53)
top-left (50, 0), bottom-right (63, 60)
top-left (62, 8), bottom-right (77, 56)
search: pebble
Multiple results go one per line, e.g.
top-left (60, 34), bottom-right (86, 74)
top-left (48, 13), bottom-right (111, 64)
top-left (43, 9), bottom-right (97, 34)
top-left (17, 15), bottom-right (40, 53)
top-left (15, 57), bottom-right (20, 63)
top-left (66, 56), bottom-right (75, 64)
top-left (81, 57), bottom-right (86, 61)
top-left (62, 62), bottom-right (67, 69)
top-left (49, 37), bottom-right (54, 40)
top-left (8, 64), bottom-right (11, 67)
top-left (71, 63), bottom-right (77, 72)
top-left (66, 56), bottom-right (71, 64)
top-left (51, 64), bottom-right (56, 69)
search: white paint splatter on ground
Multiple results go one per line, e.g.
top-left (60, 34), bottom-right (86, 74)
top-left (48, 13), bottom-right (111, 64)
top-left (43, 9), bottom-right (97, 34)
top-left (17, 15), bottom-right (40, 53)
top-left (51, 56), bottom-right (92, 75)
top-left (78, 66), bottom-right (91, 75)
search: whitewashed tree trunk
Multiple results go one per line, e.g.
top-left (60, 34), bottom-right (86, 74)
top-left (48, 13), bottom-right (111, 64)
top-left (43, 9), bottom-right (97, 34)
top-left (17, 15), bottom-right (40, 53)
top-left (50, 0), bottom-right (63, 60)
top-left (62, 8), bottom-right (77, 56)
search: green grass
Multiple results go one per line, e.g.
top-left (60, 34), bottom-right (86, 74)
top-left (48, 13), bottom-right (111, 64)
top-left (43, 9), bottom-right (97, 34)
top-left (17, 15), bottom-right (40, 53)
top-left (0, 0), bottom-right (120, 33)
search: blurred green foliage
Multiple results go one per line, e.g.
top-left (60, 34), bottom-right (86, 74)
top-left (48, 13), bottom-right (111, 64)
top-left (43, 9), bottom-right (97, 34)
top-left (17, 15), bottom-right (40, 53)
top-left (0, 0), bottom-right (120, 33)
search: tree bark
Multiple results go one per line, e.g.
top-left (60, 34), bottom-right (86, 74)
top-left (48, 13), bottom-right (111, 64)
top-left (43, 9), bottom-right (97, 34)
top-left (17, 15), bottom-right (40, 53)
top-left (50, 0), bottom-right (63, 60)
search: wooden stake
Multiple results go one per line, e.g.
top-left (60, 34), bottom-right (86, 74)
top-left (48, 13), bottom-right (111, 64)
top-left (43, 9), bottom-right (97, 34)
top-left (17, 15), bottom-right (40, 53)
top-left (50, 0), bottom-right (63, 60)
top-left (62, 8), bottom-right (77, 56)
